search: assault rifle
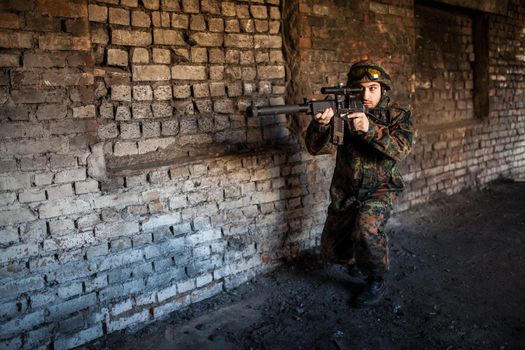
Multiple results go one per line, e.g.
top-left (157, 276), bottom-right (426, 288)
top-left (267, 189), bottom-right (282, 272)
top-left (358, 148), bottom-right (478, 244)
top-left (245, 86), bottom-right (365, 145)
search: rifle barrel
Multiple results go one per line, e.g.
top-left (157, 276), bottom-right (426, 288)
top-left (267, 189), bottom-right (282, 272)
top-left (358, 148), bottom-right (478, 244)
top-left (321, 86), bottom-right (362, 95)
top-left (246, 104), bottom-right (309, 117)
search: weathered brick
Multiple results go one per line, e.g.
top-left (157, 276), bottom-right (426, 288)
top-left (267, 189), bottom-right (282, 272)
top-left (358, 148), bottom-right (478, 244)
top-left (121, 0), bottom-right (138, 6)
top-left (153, 28), bottom-right (184, 45)
top-left (143, 0), bottom-right (160, 10)
top-left (213, 99), bottom-right (234, 114)
top-left (98, 122), bottom-right (119, 139)
top-left (131, 10), bottom-right (151, 27)
top-left (171, 14), bottom-right (188, 29)
top-left (132, 103), bottom-right (153, 119)
top-left (161, 119), bottom-right (179, 135)
top-left (189, 14), bottom-right (206, 30)
top-left (240, 19), bottom-right (254, 33)
top-left (11, 88), bottom-right (65, 104)
top-left (0, 31), bottom-right (33, 49)
top-left (133, 85), bottom-right (153, 101)
top-left (153, 85), bottom-right (173, 101)
top-left (50, 154), bottom-right (76, 169)
top-left (173, 84), bottom-right (191, 98)
top-left (208, 49), bottom-right (224, 64)
top-left (120, 123), bottom-right (141, 139)
top-left (39, 33), bottom-right (90, 51)
top-left (112, 85), bottom-right (132, 101)
top-left (94, 221), bottom-right (140, 239)
top-left (182, 0), bottom-right (199, 13)
top-left (191, 82), bottom-right (209, 98)
top-left (224, 34), bottom-right (253, 48)
top-left (91, 26), bottom-right (109, 44)
top-left (190, 32), bottom-right (223, 47)
top-left (39, 198), bottom-right (91, 219)
top-left (209, 82), bottom-right (226, 97)
top-left (34, 173), bottom-right (54, 187)
top-left (109, 7), bottom-right (129, 25)
top-left (0, 192), bottom-right (16, 206)
top-left (152, 102), bottom-right (173, 118)
top-left (255, 19), bottom-right (268, 32)
top-left (0, 53), bottom-right (19, 66)
top-left (114, 141), bottom-right (138, 156)
top-left (0, 242), bottom-right (39, 264)
top-left (0, 173), bottom-right (30, 191)
top-left (73, 105), bottom-right (96, 118)
top-left (269, 50), bottom-right (283, 62)
top-left (88, 4), bottom-right (107, 22)
top-left (107, 48), bottom-right (128, 67)
top-left (39, 68), bottom-right (93, 86)
top-left (0, 227), bottom-right (19, 245)
top-left (208, 18), bottom-right (224, 32)
top-left (85, 242), bottom-right (108, 259)
top-left (36, 104), bottom-right (67, 120)
top-left (142, 121), bottom-right (161, 138)
top-left (0, 123), bottom-right (46, 139)
top-left (254, 34), bottom-right (282, 48)
top-left (132, 65), bottom-right (171, 81)
top-left (0, 310), bottom-right (45, 339)
top-left (242, 66), bottom-right (256, 80)
top-left (132, 47), bottom-right (149, 63)
top-left (49, 218), bottom-right (75, 236)
top-left (112, 29), bottom-right (152, 46)
top-left (191, 47), bottom-right (207, 63)
top-left (236, 4), bottom-right (250, 18)
top-left (269, 6), bottom-right (281, 19)
top-left (152, 48), bottom-right (171, 64)
top-left (54, 168), bottom-right (86, 183)
top-left (19, 189), bottom-right (46, 203)
top-left (54, 325), bottom-right (103, 350)
top-left (224, 19), bottom-right (239, 32)
top-left (46, 184), bottom-right (73, 200)
top-left (221, 2), bottom-right (236, 16)
top-left (0, 11), bottom-right (20, 29)
top-left (269, 20), bottom-right (280, 34)
top-left (47, 293), bottom-right (96, 320)
top-left (137, 137), bottom-right (176, 154)
top-left (171, 65), bottom-right (207, 80)
top-left (257, 65), bottom-right (285, 79)
top-left (161, 0), bottom-right (179, 11)
top-left (115, 106), bottom-right (131, 120)
top-left (20, 156), bottom-right (47, 171)
top-left (251, 5), bottom-right (268, 19)
top-left (209, 65), bottom-right (224, 81)
top-left (37, 0), bottom-right (88, 18)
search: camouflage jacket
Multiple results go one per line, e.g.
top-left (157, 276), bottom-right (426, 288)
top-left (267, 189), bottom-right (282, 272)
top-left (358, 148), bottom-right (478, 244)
top-left (305, 96), bottom-right (414, 211)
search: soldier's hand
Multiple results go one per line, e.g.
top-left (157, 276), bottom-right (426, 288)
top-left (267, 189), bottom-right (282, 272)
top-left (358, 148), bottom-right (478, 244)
top-left (348, 112), bottom-right (369, 133)
top-left (313, 107), bottom-right (334, 126)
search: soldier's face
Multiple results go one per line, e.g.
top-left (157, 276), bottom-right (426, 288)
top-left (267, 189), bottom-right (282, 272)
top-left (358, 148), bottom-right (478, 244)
top-left (359, 82), bottom-right (382, 108)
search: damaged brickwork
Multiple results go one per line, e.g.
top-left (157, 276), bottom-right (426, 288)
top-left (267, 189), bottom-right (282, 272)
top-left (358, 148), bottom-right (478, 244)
top-left (0, 0), bottom-right (524, 349)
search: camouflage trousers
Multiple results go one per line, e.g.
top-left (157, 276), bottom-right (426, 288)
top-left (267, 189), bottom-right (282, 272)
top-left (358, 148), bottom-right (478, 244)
top-left (320, 190), bottom-right (396, 279)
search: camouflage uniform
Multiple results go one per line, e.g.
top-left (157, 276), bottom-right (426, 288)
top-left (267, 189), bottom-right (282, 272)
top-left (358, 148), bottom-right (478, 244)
top-left (305, 95), bottom-right (413, 279)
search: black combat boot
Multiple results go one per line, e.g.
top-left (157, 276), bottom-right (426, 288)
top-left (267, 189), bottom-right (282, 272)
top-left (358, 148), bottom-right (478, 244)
top-left (353, 277), bottom-right (385, 308)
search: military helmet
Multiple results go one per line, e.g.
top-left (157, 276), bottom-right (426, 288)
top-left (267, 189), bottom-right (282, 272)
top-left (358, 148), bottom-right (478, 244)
top-left (347, 60), bottom-right (392, 91)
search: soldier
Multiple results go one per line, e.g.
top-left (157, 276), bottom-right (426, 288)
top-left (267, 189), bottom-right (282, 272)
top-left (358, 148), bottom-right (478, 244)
top-left (305, 60), bottom-right (414, 307)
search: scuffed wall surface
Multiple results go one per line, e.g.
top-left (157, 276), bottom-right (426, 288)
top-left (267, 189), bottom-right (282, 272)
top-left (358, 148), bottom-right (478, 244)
top-left (0, 0), bottom-right (330, 348)
top-left (0, 0), bottom-right (524, 349)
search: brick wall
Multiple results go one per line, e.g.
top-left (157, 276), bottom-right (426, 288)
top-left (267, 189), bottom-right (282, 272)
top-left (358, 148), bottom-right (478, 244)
top-left (415, 3), bottom-right (475, 125)
top-left (0, 0), bottom-right (524, 349)
top-left (0, 1), bottom-right (330, 348)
